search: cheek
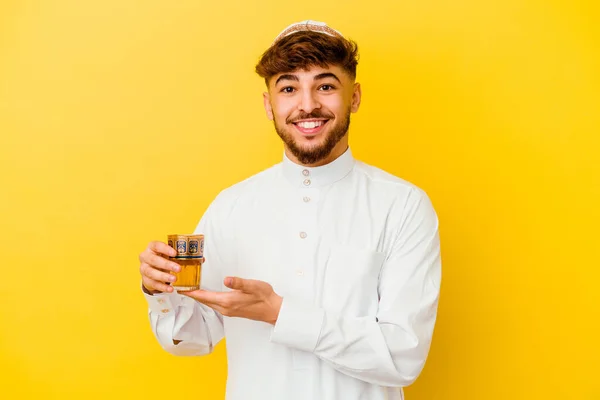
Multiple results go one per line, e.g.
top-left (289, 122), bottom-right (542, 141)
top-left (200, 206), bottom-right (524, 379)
top-left (272, 103), bottom-right (294, 123)
top-left (322, 94), bottom-right (349, 115)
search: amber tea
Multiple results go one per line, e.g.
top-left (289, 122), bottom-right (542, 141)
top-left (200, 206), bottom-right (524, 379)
top-left (170, 257), bottom-right (202, 291)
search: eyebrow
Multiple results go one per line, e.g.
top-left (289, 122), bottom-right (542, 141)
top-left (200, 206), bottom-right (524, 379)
top-left (275, 72), bottom-right (342, 86)
top-left (314, 72), bottom-right (341, 83)
top-left (275, 74), bottom-right (299, 85)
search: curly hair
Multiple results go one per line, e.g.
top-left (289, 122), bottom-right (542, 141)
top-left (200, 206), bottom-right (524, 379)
top-left (255, 31), bottom-right (359, 85)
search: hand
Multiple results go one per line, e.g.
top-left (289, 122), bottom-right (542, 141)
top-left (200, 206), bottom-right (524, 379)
top-left (181, 277), bottom-right (283, 325)
top-left (139, 241), bottom-right (180, 294)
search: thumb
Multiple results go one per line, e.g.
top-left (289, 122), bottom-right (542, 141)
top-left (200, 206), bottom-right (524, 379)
top-left (224, 276), bottom-right (245, 291)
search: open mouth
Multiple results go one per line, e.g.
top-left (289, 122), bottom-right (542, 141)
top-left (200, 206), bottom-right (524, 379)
top-left (292, 119), bottom-right (330, 136)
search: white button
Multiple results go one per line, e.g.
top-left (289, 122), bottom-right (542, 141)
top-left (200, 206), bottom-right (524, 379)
top-left (303, 179), bottom-right (311, 186)
top-left (303, 196), bottom-right (311, 202)
top-left (302, 169), bottom-right (310, 176)
top-left (299, 231), bottom-right (307, 239)
top-left (296, 269), bottom-right (304, 276)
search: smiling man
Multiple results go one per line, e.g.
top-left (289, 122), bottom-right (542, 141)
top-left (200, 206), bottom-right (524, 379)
top-left (139, 20), bottom-right (442, 400)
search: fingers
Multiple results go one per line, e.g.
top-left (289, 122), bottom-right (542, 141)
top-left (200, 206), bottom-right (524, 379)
top-left (138, 241), bottom-right (179, 294)
top-left (181, 289), bottom-right (223, 304)
top-left (148, 240), bottom-right (177, 258)
top-left (142, 275), bottom-right (173, 293)
top-left (141, 262), bottom-right (176, 283)
top-left (139, 250), bottom-right (180, 273)
top-left (150, 253), bottom-right (181, 273)
top-left (181, 290), bottom-right (232, 316)
top-left (139, 261), bottom-right (177, 294)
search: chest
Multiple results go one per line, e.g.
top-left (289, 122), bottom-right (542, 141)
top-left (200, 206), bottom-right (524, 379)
top-left (226, 186), bottom-right (395, 316)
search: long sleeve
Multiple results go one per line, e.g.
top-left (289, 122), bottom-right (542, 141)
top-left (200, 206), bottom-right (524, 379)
top-left (144, 197), bottom-right (227, 356)
top-left (270, 190), bottom-right (442, 386)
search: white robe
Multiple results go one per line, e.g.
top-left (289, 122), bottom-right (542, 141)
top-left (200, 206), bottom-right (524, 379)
top-left (144, 148), bottom-right (442, 400)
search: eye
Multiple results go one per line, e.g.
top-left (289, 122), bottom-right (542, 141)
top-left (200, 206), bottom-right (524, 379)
top-left (280, 86), bottom-right (295, 93)
top-left (319, 84), bottom-right (335, 91)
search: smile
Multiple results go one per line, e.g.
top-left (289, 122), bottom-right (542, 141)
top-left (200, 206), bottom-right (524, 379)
top-left (292, 119), bottom-right (329, 135)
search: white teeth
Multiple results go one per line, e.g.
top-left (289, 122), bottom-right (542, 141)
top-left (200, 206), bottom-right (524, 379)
top-left (297, 121), bottom-right (324, 129)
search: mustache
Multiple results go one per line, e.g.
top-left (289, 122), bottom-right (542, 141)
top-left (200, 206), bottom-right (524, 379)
top-left (287, 111), bottom-right (334, 124)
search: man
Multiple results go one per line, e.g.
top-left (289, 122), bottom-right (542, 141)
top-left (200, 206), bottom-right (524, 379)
top-left (139, 20), bottom-right (441, 400)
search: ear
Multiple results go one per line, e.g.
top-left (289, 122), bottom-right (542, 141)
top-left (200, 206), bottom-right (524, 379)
top-left (263, 92), bottom-right (274, 121)
top-left (351, 82), bottom-right (362, 113)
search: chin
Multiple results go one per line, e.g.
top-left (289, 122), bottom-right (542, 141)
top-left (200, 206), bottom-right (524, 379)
top-left (294, 135), bottom-right (328, 150)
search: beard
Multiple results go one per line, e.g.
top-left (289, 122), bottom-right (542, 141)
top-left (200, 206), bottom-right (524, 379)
top-left (273, 107), bottom-right (351, 165)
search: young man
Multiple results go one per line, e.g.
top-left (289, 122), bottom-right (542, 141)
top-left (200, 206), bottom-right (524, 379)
top-left (139, 20), bottom-right (441, 400)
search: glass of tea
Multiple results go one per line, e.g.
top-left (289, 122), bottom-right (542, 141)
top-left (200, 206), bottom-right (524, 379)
top-left (167, 234), bottom-right (204, 291)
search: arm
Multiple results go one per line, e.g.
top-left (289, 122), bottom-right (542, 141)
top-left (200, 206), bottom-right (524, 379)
top-left (270, 190), bottom-right (441, 386)
top-left (143, 200), bottom-right (227, 356)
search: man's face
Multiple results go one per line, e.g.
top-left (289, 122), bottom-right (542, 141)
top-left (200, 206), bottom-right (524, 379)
top-left (263, 65), bottom-right (361, 166)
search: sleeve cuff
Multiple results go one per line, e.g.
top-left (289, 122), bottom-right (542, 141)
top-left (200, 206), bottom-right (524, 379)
top-left (142, 283), bottom-right (183, 316)
top-left (269, 296), bottom-right (325, 353)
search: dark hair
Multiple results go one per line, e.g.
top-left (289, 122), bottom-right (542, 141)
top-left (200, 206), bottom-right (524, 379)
top-left (255, 31), bottom-right (359, 85)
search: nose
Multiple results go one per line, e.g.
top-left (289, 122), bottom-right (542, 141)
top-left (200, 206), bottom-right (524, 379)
top-left (298, 89), bottom-right (321, 114)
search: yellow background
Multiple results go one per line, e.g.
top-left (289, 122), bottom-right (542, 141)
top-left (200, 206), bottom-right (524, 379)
top-left (1, 0), bottom-right (598, 399)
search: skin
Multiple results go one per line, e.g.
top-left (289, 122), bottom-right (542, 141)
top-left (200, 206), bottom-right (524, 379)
top-left (264, 64), bottom-right (361, 167)
top-left (139, 64), bottom-right (361, 328)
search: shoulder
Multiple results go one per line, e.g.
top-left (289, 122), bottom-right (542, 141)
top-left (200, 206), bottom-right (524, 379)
top-left (354, 160), bottom-right (430, 200)
top-left (353, 160), bottom-right (438, 225)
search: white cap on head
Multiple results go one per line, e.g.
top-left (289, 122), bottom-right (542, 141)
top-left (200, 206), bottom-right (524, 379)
top-left (272, 20), bottom-right (344, 45)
